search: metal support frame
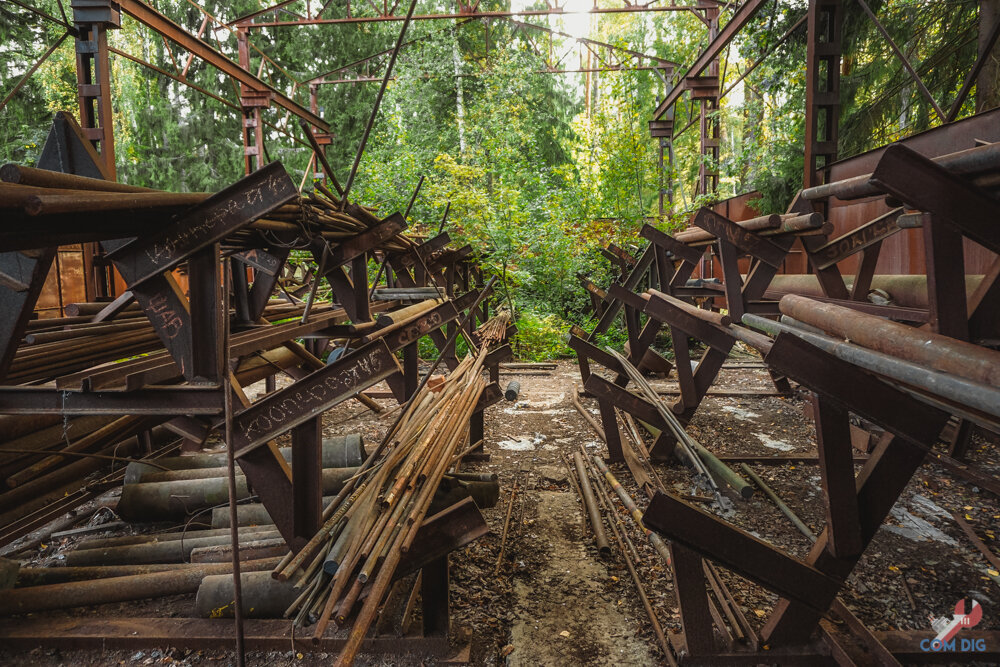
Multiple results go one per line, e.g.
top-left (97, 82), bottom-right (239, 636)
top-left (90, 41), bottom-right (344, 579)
top-left (72, 0), bottom-right (120, 180)
top-left (803, 0), bottom-right (843, 188)
top-left (639, 332), bottom-right (952, 659)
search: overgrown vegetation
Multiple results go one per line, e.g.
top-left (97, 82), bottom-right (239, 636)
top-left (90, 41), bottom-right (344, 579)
top-left (2, 1), bottom-right (995, 359)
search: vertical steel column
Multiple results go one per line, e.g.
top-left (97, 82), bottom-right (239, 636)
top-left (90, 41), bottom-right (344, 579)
top-left (237, 27), bottom-right (269, 175)
top-left (73, 1), bottom-right (119, 300)
top-left (403, 342), bottom-right (419, 400)
top-left (307, 83), bottom-right (333, 183)
top-left (699, 3), bottom-right (721, 197)
top-left (188, 246), bottom-right (222, 382)
top-left (72, 1), bottom-right (118, 179)
top-left (291, 416), bottom-right (323, 539)
top-left (420, 556), bottom-right (450, 637)
top-left (803, 0), bottom-right (844, 188)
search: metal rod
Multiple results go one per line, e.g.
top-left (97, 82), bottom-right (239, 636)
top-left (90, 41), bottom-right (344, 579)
top-left (951, 510), bottom-right (1000, 571)
top-left (572, 451), bottom-right (612, 556)
top-left (778, 294), bottom-right (1000, 387)
top-left (609, 350), bottom-right (729, 506)
top-left (634, 418), bottom-right (753, 499)
top-left (300, 242), bottom-right (329, 324)
top-left (0, 558), bottom-right (282, 615)
top-left (222, 258), bottom-right (246, 667)
top-left (571, 384), bottom-right (606, 442)
top-left (402, 175), bottom-right (424, 219)
top-left (276, 277), bottom-right (496, 580)
top-left (585, 453), bottom-right (676, 665)
top-left (339, 0), bottom-right (418, 209)
top-left (437, 201), bottom-right (451, 234)
top-left (586, 450), bottom-right (673, 568)
top-left (298, 118), bottom-right (344, 195)
top-left (800, 138), bottom-right (1000, 202)
top-left (739, 463), bottom-right (817, 542)
top-left (493, 478), bottom-right (518, 574)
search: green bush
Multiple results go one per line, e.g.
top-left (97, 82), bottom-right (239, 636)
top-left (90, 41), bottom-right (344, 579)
top-left (417, 333), bottom-right (469, 361)
top-left (513, 311), bottom-right (571, 361)
top-left (591, 325), bottom-right (629, 355)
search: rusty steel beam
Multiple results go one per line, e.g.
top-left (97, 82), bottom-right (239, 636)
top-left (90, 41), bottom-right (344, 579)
top-left (231, 340), bottom-right (400, 457)
top-left (116, 0), bottom-right (329, 132)
top-left (248, 5), bottom-right (708, 29)
top-left (652, 0), bottom-right (771, 119)
top-left (690, 207), bottom-right (788, 268)
top-left (362, 301), bottom-right (460, 351)
top-left (0, 387), bottom-right (224, 415)
top-left (108, 162), bottom-right (296, 287)
top-left (588, 245), bottom-right (656, 339)
top-left (871, 143), bottom-right (1000, 254)
top-left (642, 491), bottom-right (842, 611)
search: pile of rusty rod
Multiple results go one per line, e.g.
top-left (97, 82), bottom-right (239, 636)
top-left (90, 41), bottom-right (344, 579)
top-left (745, 295), bottom-right (1000, 423)
top-left (268, 349), bottom-right (487, 665)
top-left (608, 349), bottom-right (752, 508)
top-left (0, 164), bottom-right (414, 252)
top-left (5, 299), bottom-right (305, 385)
top-left (672, 211), bottom-right (828, 246)
top-left (474, 309), bottom-right (511, 347)
top-left (562, 445), bottom-right (677, 665)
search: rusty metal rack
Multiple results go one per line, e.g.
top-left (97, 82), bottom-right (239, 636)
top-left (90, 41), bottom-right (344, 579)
top-left (566, 117), bottom-right (1000, 667)
top-left (0, 111), bottom-right (512, 663)
top-left (563, 3), bottom-right (1000, 653)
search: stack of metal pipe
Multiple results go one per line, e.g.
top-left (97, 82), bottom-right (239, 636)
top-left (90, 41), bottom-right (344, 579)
top-left (744, 295), bottom-right (1000, 425)
top-left (474, 309), bottom-right (512, 347)
top-left (264, 349), bottom-right (488, 666)
top-left (0, 164), bottom-right (416, 252)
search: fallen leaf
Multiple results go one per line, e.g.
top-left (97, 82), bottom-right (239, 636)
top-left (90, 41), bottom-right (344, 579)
top-left (559, 631), bottom-right (570, 638)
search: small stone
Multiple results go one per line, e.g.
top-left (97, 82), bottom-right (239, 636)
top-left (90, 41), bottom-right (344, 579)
top-left (538, 466), bottom-right (567, 483)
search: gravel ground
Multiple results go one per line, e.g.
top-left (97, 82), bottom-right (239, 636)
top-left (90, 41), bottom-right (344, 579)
top-left (2, 355), bottom-right (999, 666)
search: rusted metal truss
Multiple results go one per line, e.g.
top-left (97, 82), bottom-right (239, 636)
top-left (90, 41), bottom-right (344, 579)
top-left (241, 0), bottom-right (713, 28)
top-left (0, 104), bottom-right (515, 659)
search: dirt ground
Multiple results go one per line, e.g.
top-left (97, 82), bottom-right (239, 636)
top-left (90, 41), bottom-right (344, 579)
top-left (2, 354), bottom-right (1000, 666)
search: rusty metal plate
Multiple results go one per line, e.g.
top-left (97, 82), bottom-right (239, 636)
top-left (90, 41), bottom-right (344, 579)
top-left (109, 162), bottom-right (297, 287)
top-left (691, 208), bottom-right (788, 269)
top-left (232, 339), bottom-right (400, 457)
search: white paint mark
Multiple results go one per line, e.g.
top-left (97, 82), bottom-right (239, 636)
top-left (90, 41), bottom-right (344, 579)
top-left (721, 405), bottom-right (761, 421)
top-left (885, 506), bottom-right (958, 546)
top-left (498, 434), bottom-right (544, 451)
top-left (754, 433), bottom-right (794, 451)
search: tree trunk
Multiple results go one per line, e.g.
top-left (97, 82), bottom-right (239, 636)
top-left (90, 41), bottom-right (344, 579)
top-left (453, 35), bottom-right (467, 156)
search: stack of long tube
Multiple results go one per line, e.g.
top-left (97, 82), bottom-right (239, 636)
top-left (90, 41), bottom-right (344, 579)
top-left (271, 348), bottom-right (488, 666)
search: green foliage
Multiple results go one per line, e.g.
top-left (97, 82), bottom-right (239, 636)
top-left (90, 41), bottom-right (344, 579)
top-left (512, 311), bottom-right (570, 362)
top-left (417, 333), bottom-right (469, 362)
top-left (591, 326), bottom-right (630, 356)
top-left (3, 0), bottom-right (994, 350)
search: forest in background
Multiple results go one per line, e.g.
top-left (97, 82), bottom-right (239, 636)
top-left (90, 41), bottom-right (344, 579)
top-left (1, 1), bottom-right (994, 358)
